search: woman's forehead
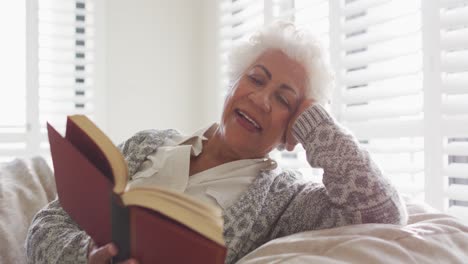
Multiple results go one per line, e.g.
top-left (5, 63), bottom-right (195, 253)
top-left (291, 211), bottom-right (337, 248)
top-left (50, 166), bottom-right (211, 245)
top-left (252, 50), bottom-right (308, 94)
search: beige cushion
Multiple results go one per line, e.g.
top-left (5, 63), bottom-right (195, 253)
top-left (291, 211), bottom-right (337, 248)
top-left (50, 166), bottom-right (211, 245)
top-left (0, 157), bottom-right (56, 264)
top-left (238, 200), bottom-right (468, 264)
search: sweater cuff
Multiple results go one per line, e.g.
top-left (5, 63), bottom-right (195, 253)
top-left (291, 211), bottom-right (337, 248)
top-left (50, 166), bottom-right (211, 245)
top-left (78, 236), bottom-right (92, 263)
top-left (292, 104), bottom-right (333, 144)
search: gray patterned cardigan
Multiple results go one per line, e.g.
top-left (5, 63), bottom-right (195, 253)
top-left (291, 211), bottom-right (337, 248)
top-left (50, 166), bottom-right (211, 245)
top-left (26, 105), bottom-right (408, 264)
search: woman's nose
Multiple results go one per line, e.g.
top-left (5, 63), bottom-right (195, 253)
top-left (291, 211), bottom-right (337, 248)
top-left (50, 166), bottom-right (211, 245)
top-left (248, 90), bottom-right (271, 113)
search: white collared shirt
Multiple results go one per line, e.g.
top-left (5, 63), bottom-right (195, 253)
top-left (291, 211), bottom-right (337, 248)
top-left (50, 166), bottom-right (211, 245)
top-left (128, 123), bottom-right (276, 210)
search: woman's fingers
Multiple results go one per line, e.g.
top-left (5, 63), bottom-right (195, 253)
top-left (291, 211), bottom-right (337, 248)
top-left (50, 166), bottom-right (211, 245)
top-left (285, 124), bottom-right (297, 151)
top-left (88, 243), bottom-right (117, 264)
top-left (88, 243), bottom-right (139, 264)
top-left (117, 259), bottom-right (140, 264)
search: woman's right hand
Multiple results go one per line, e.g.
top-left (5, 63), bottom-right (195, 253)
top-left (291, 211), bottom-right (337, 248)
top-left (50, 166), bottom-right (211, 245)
top-left (88, 242), bottom-right (139, 264)
top-left (284, 98), bottom-right (316, 151)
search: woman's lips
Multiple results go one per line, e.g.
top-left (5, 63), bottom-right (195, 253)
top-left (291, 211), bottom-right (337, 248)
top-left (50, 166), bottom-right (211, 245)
top-left (235, 110), bottom-right (262, 133)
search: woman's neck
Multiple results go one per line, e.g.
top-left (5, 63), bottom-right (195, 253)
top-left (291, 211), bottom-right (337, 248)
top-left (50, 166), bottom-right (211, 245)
top-left (189, 125), bottom-right (242, 176)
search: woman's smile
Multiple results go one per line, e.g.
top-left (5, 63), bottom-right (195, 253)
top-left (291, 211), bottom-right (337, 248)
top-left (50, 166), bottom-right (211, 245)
top-left (234, 109), bottom-right (262, 133)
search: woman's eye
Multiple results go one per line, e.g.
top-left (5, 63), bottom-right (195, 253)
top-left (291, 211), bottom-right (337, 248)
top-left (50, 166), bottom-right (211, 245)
top-left (277, 94), bottom-right (290, 108)
top-left (248, 76), bottom-right (263, 85)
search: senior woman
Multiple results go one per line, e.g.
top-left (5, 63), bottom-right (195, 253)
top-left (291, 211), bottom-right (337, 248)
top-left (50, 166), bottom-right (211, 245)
top-left (26, 22), bottom-right (407, 264)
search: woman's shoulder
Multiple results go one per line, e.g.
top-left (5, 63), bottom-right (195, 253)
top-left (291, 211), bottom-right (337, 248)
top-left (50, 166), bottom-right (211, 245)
top-left (117, 128), bottom-right (181, 176)
top-left (118, 128), bottom-right (179, 149)
top-left (128, 128), bottom-right (180, 141)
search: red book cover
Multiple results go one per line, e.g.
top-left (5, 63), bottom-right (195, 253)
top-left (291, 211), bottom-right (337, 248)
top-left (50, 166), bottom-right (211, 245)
top-left (129, 206), bottom-right (226, 263)
top-left (47, 123), bottom-right (113, 246)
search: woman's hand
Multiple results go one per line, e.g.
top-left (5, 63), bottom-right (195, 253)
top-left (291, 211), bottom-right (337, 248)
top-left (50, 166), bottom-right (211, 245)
top-left (88, 242), bottom-right (139, 264)
top-left (284, 98), bottom-right (315, 151)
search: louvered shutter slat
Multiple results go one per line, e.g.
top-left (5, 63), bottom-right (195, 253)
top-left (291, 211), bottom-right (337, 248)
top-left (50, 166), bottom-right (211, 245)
top-left (343, 104), bottom-right (422, 121)
top-left (225, 20), bottom-right (264, 40)
top-left (39, 71), bottom-right (93, 79)
top-left (443, 72), bottom-right (468, 94)
top-left (220, 0), bottom-right (254, 12)
top-left (441, 50), bottom-right (468, 72)
top-left (343, 49), bottom-right (420, 69)
top-left (0, 148), bottom-right (28, 157)
top-left (440, 5), bottom-right (468, 28)
top-left (0, 133), bottom-right (27, 143)
top-left (365, 143), bottom-right (423, 153)
top-left (447, 185), bottom-right (468, 201)
top-left (341, 0), bottom-right (389, 15)
top-left (444, 164), bottom-right (468, 179)
top-left (346, 119), bottom-right (424, 138)
top-left (442, 117), bottom-right (468, 136)
top-left (442, 95), bottom-right (468, 115)
top-left (440, 0), bottom-right (468, 8)
top-left (445, 142), bottom-right (468, 156)
top-left (342, 19), bottom-right (420, 51)
top-left (276, 0), bottom-right (328, 21)
top-left (341, 1), bottom-right (420, 34)
top-left (343, 75), bottom-right (421, 103)
top-left (221, 5), bottom-right (263, 26)
top-left (343, 65), bottom-right (421, 86)
top-left (441, 28), bottom-right (468, 50)
top-left (384, 165), bottom-right (424, 174)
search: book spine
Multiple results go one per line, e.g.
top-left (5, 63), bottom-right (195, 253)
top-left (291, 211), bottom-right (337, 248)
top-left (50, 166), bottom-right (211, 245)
top-left (111, 193), bottom-right (130, 262)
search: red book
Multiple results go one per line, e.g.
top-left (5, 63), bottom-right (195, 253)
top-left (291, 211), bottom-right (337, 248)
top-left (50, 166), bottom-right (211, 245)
top-left (47, 115), bottom-right (226, 263)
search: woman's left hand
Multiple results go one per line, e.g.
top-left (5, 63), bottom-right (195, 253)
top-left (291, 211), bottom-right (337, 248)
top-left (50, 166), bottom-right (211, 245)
top-left (284, 98), bottom-right (315, 151)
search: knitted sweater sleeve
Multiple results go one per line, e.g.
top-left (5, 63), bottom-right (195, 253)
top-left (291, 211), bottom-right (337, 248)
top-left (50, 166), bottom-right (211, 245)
top-left (25, 199), bottom-right (91, 264)
top-left (286, 104), bottom-right (407, 230)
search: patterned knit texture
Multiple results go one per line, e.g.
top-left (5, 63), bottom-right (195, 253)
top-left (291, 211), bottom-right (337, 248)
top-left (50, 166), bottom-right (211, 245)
top-left (117, 129), bottom-right (179, 177)
top-left (25, 105), bottom-right (407, 264)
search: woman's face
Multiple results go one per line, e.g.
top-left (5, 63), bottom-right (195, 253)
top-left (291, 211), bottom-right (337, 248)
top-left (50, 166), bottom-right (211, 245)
top-left (220, 49), bottom-right (308, 158)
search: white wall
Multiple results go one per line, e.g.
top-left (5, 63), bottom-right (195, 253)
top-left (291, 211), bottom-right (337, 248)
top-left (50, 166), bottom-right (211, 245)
top-left (196, 0), bottom-right (223, 130)
top-left (104, 0), bottom-right (219, 143)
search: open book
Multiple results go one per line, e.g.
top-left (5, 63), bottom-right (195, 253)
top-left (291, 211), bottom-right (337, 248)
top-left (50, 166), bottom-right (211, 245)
top-left (47, 115), bottom-right (226, 263)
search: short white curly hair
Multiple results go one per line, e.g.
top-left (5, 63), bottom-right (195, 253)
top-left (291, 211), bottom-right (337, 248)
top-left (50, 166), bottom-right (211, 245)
top-left (227, 21), bottom-right (334, 105)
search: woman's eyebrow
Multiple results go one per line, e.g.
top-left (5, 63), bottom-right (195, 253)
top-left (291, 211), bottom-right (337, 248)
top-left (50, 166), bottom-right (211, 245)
top-left (280, 84), bottom-right (298, 97)
top-left (253, 64), bottom-right (298, 97)
top-left (253, 65), bottom-right (272, 80)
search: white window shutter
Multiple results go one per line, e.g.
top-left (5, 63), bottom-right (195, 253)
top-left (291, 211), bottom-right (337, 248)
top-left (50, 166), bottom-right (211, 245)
top-left (38, 0), bottom-right (97, 129)
top-left (0, 0), bottom-right (99, 164)
top-left (38, 0), bottom-right (99, 165)
top-left (332, 0), bottom-right (425, 197)
top-left (436, 0), bottom-right (468, 221)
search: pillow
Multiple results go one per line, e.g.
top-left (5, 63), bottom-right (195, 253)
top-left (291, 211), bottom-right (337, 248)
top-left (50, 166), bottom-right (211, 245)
top-left (0, 157), bottom-right (56, 264)
top-left (238, 201), bottom-right (468, 264)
